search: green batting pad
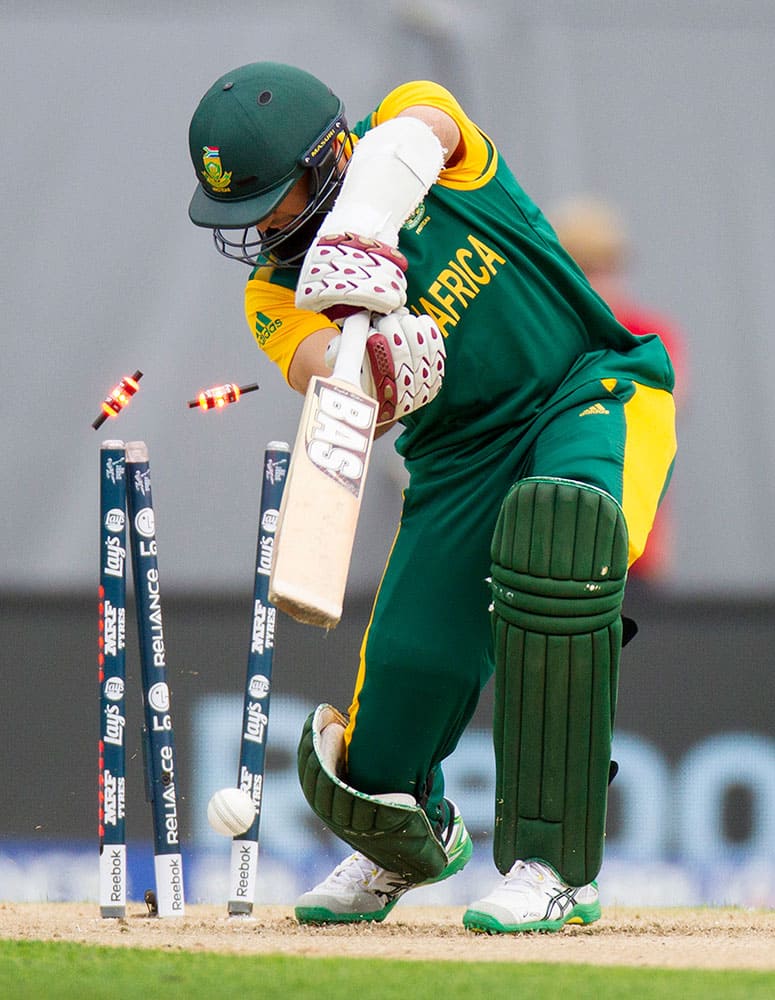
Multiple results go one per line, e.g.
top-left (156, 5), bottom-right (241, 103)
top-left (297, 705), bottom-right (447, 881)
top-left (491, 479), bottom-right (628, 886)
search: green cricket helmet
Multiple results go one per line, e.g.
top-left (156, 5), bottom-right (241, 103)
top-left (188, 62), bottom-right (349, 266)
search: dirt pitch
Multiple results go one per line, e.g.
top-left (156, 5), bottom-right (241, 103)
top-left (1, 903), bottom-right (773, 969)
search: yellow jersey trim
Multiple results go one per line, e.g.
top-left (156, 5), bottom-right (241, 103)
top-left (244, 277), bottom-right (332, 383)
top-left (372, 81), bottom-right (498, 190)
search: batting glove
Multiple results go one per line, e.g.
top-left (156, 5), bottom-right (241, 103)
top-left (325, 308), bottom-right (446, 424)
top-left (296, 233), bottom-right (408, 321)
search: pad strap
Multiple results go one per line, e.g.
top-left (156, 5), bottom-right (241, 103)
top-left (297, 705), bottom-right (448, 881)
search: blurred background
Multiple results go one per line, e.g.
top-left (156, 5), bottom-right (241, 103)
top-left (2, 1), bottom-right (774, 909)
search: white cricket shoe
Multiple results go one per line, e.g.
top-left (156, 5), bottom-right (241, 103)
top-left (463, 859), bottom-right (601, 933)
top-left (295, 800), bottom-right (472, 924)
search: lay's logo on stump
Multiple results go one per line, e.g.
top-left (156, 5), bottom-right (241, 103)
top-left (201, 146), bottom-right (232, 192)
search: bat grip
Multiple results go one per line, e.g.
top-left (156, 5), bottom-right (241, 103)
top-left (331, 311), bottom-right (371, 387)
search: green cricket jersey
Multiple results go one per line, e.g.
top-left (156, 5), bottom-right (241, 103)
top-left (246, 80), bottom-right (674, 468)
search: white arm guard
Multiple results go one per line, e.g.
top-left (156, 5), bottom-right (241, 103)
top-left (321, 116), bottom-right (445, 245)
top-left (295, 117), bottom-right (445, 316)
top-left (325, 308), bottom-right (446, 424)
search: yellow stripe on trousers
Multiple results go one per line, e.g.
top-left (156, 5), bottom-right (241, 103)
top-left (621, 382), bottom-right (677, 566)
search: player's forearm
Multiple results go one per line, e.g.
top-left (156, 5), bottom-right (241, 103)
top-left (287, 325), bottom-right (340, 394)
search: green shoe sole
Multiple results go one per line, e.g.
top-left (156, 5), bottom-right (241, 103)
top-left (295, 900), bottom-right (398, 925)
top-left (463, 900), bottom-right (601, 934)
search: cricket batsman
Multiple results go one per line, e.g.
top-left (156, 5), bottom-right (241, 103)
top-left (187, 62), bottom-right (677, 933)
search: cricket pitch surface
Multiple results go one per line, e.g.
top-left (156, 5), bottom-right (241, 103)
top-left (0, 903), bottom-right (773, 969)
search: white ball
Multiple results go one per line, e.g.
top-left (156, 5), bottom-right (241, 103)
top-left (207, 787), bottom-right (257, 837)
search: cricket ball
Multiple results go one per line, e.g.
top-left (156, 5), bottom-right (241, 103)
top-left (207, 787), bottom-right (257, 837)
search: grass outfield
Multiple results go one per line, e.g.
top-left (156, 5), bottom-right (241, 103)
top-left (1, 942), bottom-right (774, 999)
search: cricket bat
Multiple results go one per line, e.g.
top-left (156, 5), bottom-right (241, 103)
top-left (269, 311), bottom-right (378, 628)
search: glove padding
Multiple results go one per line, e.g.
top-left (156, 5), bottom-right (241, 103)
top-left (296, 233), bottom-right (408, 320)
top-left (325, 308), bottom-right (445, 424)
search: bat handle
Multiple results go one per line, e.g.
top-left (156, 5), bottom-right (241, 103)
top-left (331, 311), bottom-right (371, 387)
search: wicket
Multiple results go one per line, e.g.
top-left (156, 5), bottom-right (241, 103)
top-left (98, 441), bottom-right (128, 918)
top-left (98, 440), bottom-right (185, 918)
top-left (99, 434), bottom-right (287, 916)
top-left (228, 442), bottom-right (290, 915)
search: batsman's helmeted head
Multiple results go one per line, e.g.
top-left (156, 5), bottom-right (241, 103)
top-left (188, 62), bottom-right (349, 266)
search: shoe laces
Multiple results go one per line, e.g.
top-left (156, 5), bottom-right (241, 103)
top-left (324, 852), bottom-right (413, 893)
top-left (323, 853), bottom-right (382, 889)
top-left (503, 859), bottom-right (552, 886)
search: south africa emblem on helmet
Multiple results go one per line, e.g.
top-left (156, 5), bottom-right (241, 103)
top-left (201, 146), bottom-right (232, 192)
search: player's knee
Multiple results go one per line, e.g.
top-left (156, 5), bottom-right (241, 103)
top-left (490, 477), bottom-right (628, 633)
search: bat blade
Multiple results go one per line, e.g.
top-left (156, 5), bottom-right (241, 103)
top-left (269, 312), bottom-right (377, 628)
